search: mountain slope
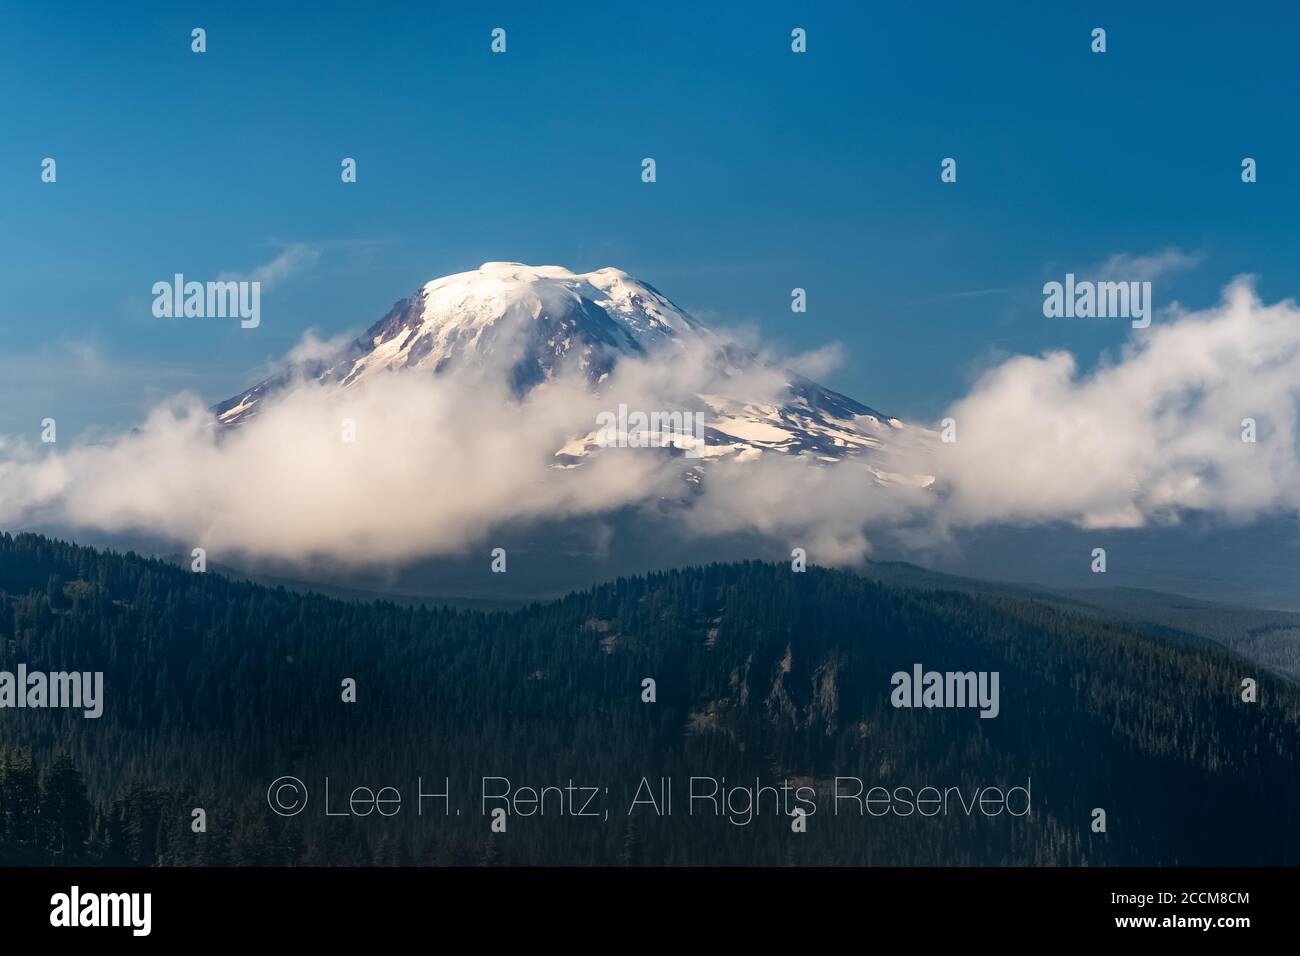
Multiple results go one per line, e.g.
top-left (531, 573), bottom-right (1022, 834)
top-left (213, 263), bottom-right (922, 468)
top-left (2, 531), bottom-right (1297, 865)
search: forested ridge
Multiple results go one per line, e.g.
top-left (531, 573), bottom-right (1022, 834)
top-left (1, 530), bottom-right (1296, 866)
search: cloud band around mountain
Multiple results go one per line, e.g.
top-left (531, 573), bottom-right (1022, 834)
top-left (0, 275), bottom-right (1296, 568)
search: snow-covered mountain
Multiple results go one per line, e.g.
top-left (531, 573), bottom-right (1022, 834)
top-left (213, 262), bottom-right (917, 470)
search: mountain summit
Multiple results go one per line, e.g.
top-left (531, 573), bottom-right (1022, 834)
top-left (213, 262), bottom-right (918, 469)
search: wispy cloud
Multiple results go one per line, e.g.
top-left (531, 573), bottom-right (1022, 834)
top-left (219, 243), bottom-right (322, 289)
top-left (1089, 247), bottom-right (1203, 283)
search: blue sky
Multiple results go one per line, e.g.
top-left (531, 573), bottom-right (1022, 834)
top-left (2, 1), bottom-right (1297, 437)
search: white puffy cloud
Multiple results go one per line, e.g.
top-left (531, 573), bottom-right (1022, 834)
top-left (932, 277), bottom-right (1300, 530)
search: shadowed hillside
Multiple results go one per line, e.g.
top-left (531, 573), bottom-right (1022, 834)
top-left (1, 531), bottom-right (1297, 866)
